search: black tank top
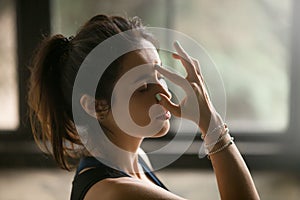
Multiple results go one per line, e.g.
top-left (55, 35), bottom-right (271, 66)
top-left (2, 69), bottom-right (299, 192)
top-left (70, 156), bottom-right (168, 200)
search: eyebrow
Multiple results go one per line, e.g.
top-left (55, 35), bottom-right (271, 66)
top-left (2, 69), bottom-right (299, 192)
top-left (133, 73), bottom-right (165, 85)
top-left (134, 74), bottom-right (152, 83)
top-left (133, 61), bottom-right (164, 83)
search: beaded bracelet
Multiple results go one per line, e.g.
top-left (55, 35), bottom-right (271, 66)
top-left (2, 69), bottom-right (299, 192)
top-left (207, 137), bottom-right (234, 159)
top-left (203, 125), bottom-right (228, 152)
top-left (201, 123), bottom-right (227, 140)
top-left (205, 128), bottom-right (229, 149)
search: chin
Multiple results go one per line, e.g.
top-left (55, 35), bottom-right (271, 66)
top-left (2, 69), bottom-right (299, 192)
top-left (150, 120), bottom-right (170, 138)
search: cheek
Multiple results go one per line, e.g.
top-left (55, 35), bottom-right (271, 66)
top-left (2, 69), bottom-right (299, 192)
top-left (129, 93), bottom-right (152, 126)
top-left (128, 93), bottom-right (171, 137)
top-left (151, 120), bottom-right (170, 138)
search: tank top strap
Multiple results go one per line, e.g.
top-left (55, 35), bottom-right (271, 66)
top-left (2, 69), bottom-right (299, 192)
top-left (71, 156), bottom-right (168, 200)
top-left (138, 156), bottom-right (169, 191)
top-left (71, 157), bottom-right (130, 200)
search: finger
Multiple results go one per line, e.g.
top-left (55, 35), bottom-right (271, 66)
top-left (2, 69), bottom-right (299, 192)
top-left (172, 53), bottom-right (181, 59)
top-left (155, 93), bottom-right (181, 117)
top-left (155, 64), bottom-right (191, 92)
top-left (174, 41), bottom-right (190, 61)
top-left (174, 52), bottom-right (203, 82)
top-left (191, 58), bottom-right (201, 75)
top-left (173, 41), bottom-right (199, 82)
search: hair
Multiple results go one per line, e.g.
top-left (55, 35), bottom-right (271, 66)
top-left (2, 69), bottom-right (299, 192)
top-left (27, 14), bottom-right (157, 170)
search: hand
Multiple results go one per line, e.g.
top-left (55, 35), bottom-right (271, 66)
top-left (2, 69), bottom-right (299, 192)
top-left (155, 41), bottom-right (222, 135)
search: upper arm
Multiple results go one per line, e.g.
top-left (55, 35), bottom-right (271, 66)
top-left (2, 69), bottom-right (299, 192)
top-left (84, 177), bottom-right (186, 200)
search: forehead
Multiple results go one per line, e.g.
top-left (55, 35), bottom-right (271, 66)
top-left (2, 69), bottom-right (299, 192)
top-left (119, 40), bottom-right (161, 76)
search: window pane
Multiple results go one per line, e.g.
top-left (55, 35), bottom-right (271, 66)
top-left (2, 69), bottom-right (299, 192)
top-left (51, 0), bottom-right (291, 133)
top-left (51, 0), bottom-right (168, 35)
top-left (0, 0), bottom-right (18, 130)
top-left (174, 0), bottom-right (292, 132)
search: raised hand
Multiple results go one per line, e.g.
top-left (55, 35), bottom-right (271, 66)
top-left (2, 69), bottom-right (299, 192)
top-left (155, 41), bottom-right (222, 135)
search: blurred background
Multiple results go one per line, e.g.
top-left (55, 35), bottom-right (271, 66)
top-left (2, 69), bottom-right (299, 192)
top-left (0, 0), bottom-right (300, 199)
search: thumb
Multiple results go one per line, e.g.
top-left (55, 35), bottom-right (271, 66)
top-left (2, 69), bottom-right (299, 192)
top-left (155, 93), bottom-right (181, 117)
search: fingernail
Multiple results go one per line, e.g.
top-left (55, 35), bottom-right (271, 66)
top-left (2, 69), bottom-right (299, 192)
top-left (155, 93), bottom-right (162, 101)
top-left (174, 40), bottom-right (180, 46)
top-left (154, 64), bottom-right (161, 68)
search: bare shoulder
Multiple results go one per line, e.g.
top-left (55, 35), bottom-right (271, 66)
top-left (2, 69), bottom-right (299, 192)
top-left (84, 176), bottom-right (185, 200)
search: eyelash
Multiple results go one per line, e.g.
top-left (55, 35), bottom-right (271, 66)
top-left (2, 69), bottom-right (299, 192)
top-left (138, 83), bottom-right (148, 92)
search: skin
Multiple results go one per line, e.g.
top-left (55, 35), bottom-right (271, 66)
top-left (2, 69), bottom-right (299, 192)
top-left (80, 40), bottom-right (260, 200)
top-left (80, 39), bottom-right (171, 177)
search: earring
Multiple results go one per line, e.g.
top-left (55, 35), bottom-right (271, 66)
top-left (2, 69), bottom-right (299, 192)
top-left (96, 104), bottom-right (110, 120)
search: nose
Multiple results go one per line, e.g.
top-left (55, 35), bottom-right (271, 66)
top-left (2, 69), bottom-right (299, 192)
top-left (155, 79), bottom-right (172, 99)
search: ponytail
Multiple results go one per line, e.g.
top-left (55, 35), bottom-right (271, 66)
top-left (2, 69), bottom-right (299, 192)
top-left (27, 15), bottom-right (156, 170)
top-left (28, 34), bottom-right (81, 170)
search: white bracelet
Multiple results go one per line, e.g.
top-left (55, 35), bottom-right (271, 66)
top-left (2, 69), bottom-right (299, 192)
top-left (204, 126), bottom-right (229, 151)
top-left (207, 137), bottom-right (234, 159)
top-left (205, 128), bottom-right (229, 149)
top-left (202, 123), bottom-right (227, 140)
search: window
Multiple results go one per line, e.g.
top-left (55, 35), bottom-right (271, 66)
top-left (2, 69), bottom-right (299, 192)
top-left (0, 0), bottom-right (297, 168)
top-left (173, 0), bottom-right (292, 133)
top-left (0, 0), bottom-right (18, 130)
top-left (51, 0), bottom-right (292, 134)
top-left (51, 0), bottom-right (169, 35)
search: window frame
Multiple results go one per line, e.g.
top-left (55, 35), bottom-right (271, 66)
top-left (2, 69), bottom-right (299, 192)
top-left (0, 0), bottom-right (55, 167)
top-left (143, 0), bottom-right (300, 170)
top-left (0, 0), bottom-right (299, 170)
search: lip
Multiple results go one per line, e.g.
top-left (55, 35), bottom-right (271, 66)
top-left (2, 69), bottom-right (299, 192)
top-left (156, 111), bottom-right (171, 120)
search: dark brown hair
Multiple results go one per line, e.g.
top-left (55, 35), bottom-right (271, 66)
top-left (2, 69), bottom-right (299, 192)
top-left (27, 15), bottom-right (156, 170)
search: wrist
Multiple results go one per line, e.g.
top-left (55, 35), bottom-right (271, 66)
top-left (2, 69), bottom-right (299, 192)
top-left (207, 133), bottom-right (234, 159)
top-left (200, 112), bottom-right (224, 138)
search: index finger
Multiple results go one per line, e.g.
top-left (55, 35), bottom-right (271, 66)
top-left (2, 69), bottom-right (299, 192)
top-left (174, 41), bottom-right (199, 82)
top-left (155, 64), bottom-right (192, 92)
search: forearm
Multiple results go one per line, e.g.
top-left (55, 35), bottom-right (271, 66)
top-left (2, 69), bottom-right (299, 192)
top-left (210, 142), bottom-right (260, 200)
top-left (202, 115), bottom-right (260, 200)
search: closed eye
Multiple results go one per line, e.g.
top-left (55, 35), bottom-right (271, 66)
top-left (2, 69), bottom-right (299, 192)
top-left (137, 76), bottom-right (167, 93)
top-left (138, 83), bottom-right (148, 92)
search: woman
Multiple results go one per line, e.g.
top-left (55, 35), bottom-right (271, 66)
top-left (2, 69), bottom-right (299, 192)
top-left (28, 14), bottom-right (260, 200)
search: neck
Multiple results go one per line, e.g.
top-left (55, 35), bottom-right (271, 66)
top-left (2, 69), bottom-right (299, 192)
top-left (94, 126), bottom-right (144, 176)
top-left (107, 127), bottom-right (143, 153)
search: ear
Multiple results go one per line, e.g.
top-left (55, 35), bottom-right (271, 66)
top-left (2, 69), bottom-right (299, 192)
top-left (80, 94), bottom-right (110, 120)
top-left (80, 94), bottom-right (98, 118)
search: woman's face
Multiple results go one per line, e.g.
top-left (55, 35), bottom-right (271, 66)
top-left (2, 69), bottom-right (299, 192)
top-left (111, 39), bottom-right (171, 138)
